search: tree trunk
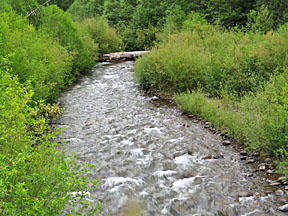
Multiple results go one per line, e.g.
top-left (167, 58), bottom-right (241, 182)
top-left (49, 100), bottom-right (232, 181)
top-left (101, 51), bottom-right (150, 61)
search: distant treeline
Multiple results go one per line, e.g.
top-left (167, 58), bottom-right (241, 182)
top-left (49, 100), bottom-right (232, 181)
top-left (65, 0), bottom-right (288, 50)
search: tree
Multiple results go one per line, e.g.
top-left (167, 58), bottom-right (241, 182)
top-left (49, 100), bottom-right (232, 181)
top-left (39, 5), bottom-right (94, 75)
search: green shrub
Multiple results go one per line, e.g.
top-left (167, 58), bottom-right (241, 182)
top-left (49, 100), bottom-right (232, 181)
top-left (240, 70), bottom-right (288, 153)
top-left (39, 5), bottom-right (94, 75)
top-left (79, 17), bottom-right (122, 53)
top-left (68, 0), bottom-right (104, 22)
top-left (135, 23), bottom-right (288, 97)
top-left (0, 9), bottom-right (73, 102)
top-left (0, 62), bottom-right (101, 215)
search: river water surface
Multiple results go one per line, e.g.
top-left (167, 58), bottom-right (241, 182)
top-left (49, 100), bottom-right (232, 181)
top-left (56, 62), bottom-right (284, 215)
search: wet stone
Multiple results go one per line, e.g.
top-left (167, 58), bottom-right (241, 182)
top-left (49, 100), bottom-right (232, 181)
top-left (270, 182), bottom-right (281, 186)
top-left (238, 191), bottom-right (253, 197)
top-left (265, 158), bottom-right (271, 163)
top-left (278, 204), bottom-right (288, 212)
top-left (240, 156), bottom-right (247, 161)
top-left (253, 152), bottom-right (260, 157)
top-left (259, 165), bottom-right (266, 171)
top-left (172, 151), bottom-right (188, 158)
top-left (213, 155), bottom-right (224, 159)
top-left (274, 189), bottom-right (284, 196)
top-left (247, 159), bottom-right (255, 164)
top-left (240, 151), bottom-right (248, 156)
top-left (277, 177), bottom-right (287, 182)
top-left (202, 155), bottom-right (212, 160)
top-left (222, 140), bottom-right (231, 146)
top-left (266, 169), bottom-right (273, 174)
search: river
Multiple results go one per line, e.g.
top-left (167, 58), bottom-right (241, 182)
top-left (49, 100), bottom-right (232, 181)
top-left (56, 62), bottom-right (284, 215)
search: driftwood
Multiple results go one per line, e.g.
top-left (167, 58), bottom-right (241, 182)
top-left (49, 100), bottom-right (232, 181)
top-left (101, 51), bottom-right (150, 61)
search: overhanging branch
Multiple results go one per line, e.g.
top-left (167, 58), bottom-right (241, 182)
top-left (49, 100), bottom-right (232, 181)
top-left (27, 0), bottom-right (53, 17)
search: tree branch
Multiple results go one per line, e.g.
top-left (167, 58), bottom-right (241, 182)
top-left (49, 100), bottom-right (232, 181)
top-left (27, 0), bottom-right (53, 17)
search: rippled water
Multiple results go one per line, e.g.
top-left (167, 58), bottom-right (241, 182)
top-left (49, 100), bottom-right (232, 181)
top-left (56, 62), bottom-right (284, 215)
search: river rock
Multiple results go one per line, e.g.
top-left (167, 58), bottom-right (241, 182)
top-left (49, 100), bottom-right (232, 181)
top-left (222, 140), bottom-right (231, 146)
top-left (278, 204), bottom-right (288, 212)
top-left (266, 169), bottom-right (273, 174)
top-left (274, 189), bottom-right (284, 196)
top-left (277, 177), bottom-right (286, 182)
top-left (240, 151), bottom-right (248, 156)
top-left (253, 152), bottom-right (260, 157)
top-left (213, 155), bottom-right (224, 159)
top-left (270, 182), bottom-right (281, 186)
top-left (240, 156), bottom-right (247, 160)
top-left (238, 191), bottom-right (253, 197)
top-left (247, 159), bottom-right (255, 164)
top-left (172, 151), bottom-right (188, 158)
top-left (247, 173), bottom-right (254, 177)
top-left (265, 158), bottom-right (271, 163)
top-left (202, 155), bottom-right (212, 160)
top-left (259, 165), bottom-right (266, 171)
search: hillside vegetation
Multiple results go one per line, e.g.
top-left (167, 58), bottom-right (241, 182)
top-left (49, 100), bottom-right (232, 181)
top-left (0, 1), bottom-right (121, 215)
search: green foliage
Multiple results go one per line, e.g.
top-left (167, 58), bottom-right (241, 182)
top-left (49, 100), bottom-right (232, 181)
top-left (240, 70), bottom-right (288, 153)
top-left (203, 0), bottom-right (256, 28)
top-left (0, 9), bottom-right (73, 102)
top-left (79, 17), bottom-right (122, 53)
top-left (157, 6), bottom-right (186, 42)
top-left (68, 0), bottom-right (104, 21)
top-left (52, 0), bottom-right (76, 11)
top-left (39, 5), bottom-right (94, 75)
top-left (0, 63), bottom-right (101, 215)
top-left (245, 5), bottom-right (274, 33)
top-left (257, 0), bottom-right (288, 27)
top-left (135, 23), bottom-right (288, 96)
top-left (175, 91), bottom-right (243, 140)
top-left (175, 69), bottom-right (288, 177)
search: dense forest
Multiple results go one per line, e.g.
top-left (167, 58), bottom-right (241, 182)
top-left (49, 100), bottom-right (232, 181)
top-left (1, 0), bottom-right (288, 215)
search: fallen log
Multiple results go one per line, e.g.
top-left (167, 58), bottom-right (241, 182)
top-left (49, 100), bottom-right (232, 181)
top-left (101, 51), bottom-right (150, 61)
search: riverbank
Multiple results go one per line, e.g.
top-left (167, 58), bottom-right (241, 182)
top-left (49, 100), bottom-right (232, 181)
top-left (0, 3), bottom-right (122, 215)
top-left (134, 21), bottom-right (288, 181)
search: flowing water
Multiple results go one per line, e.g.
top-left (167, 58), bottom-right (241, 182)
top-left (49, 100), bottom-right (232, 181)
top-left (56, 62), bottom-right (285, 215)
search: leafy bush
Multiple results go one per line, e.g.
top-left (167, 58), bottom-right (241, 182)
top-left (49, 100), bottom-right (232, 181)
top-left (135, 22), bottom-right (288, 97)
top-left (79, 17), bottom-right (122, 53)
top-left (0, 62), bottom-right (101, 215)
top-left (245, 5), bottom-right (274, 33)
top-left (0, 9), bottom-right (73, 102)
top-left (68, 0), bottom-right (104, 22)
top-left (39, 5), bottom-right (94, 75)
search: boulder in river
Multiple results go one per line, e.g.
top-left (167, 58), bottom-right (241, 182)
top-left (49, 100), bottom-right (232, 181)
top-left (278, 204), bottom-right (288, 212)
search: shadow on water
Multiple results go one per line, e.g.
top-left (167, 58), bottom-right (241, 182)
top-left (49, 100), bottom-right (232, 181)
top-left (56, 62), bottom-right (285, 216)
